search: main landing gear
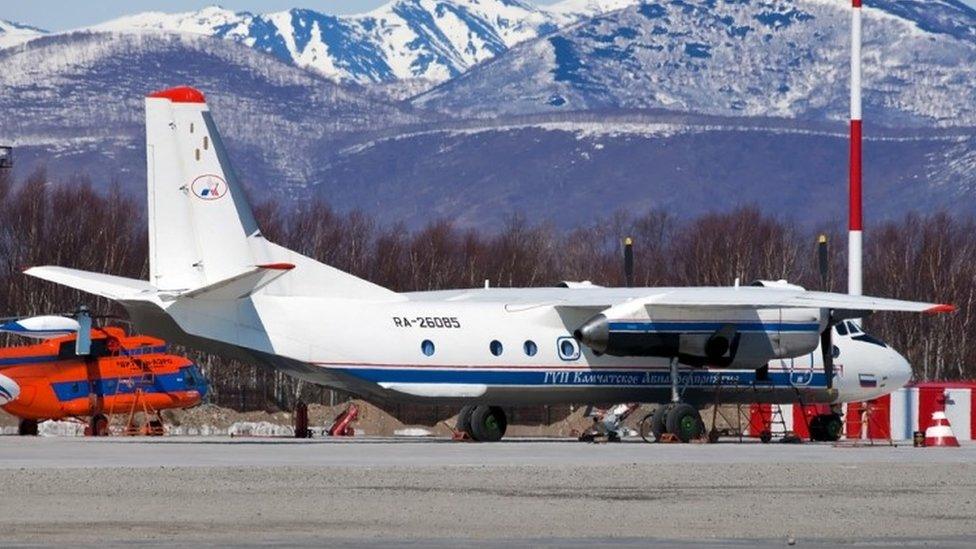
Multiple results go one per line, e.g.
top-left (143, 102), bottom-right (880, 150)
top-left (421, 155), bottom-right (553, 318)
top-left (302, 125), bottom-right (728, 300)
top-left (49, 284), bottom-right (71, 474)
top-left (639, 357), bottom-right (706, 443)
top-left (18, 419), bottom-right (38, 436)
top-left (641, 402), bottom-right (706, 443)
top-left (456, 405), bottom-right (508, 442)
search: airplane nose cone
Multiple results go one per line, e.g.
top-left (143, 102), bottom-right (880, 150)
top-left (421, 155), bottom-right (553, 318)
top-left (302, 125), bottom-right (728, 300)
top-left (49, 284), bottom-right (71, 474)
top-left (889, 350), bottom-right (913, 390)
top-left (0, 373), bottom-right (20, 405)
top-left (574, 313), bottom-right (609, 354)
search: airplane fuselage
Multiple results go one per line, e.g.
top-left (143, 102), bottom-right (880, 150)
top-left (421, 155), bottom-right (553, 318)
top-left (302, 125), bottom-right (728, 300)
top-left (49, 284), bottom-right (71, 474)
top-left (135, 287), bottom-right (911, 408)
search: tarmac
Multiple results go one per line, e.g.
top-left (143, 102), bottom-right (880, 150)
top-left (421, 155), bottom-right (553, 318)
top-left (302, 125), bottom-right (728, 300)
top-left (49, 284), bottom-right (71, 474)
top-left (1, 436), bottom-right (974, 547)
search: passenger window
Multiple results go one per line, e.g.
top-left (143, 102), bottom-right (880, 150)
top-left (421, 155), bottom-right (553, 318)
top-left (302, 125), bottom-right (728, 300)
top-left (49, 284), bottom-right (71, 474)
top-left (557, 337), bottom-right (580, 361)
top-left (523, 340), bottom-right (538, 357)
top-left (490, 340), bottom-right (503, 356)
top-left (421, 340), bottom-right (435, 357)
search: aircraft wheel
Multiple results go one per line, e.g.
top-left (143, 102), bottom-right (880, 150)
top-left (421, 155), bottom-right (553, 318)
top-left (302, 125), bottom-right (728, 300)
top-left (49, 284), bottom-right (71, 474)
top-left (759, 430), bottom-right (773, 444)
top-left (470, 405), bottom-right (507, 442)
top-left (650, 405), bottom-right (669, 442)
top-left (18, 419), bottom-right (38, 436)
top-left (665, 403), bottom-right (704, 443)
top-left (456, 405), bottom-right (476, 438)
top-left (819, 414), bottom-right (843, 442)
top-left (808, 416), bottom-right (826, 441)
top-left (638, 412), bottom-right (654, 443)
top-left (808, 414), bottom-right (843, 442)
top-left (89, 414), bottom-right (109, 437)
top-left (707, 428), bottom-right (720, 444)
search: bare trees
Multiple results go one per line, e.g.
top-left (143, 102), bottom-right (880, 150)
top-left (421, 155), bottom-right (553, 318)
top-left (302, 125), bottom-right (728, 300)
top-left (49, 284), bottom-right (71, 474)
top-left (1, 169), bottom-right (974, 410)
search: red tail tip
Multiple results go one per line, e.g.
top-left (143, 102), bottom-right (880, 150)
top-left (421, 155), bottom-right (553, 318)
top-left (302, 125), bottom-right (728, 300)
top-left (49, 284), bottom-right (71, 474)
top-left (147, 86), bottom-right (206, 104)
top-left (257, 263), bottom-right (296, 271)
top-left (925, 304), bottom-right (957, 315)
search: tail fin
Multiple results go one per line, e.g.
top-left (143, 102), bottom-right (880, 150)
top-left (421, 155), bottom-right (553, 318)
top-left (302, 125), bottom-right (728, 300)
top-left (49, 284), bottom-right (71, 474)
top-left (145, 87), bottom-right (393, 299)
top-left (146, 87), bottom-right (259, 291)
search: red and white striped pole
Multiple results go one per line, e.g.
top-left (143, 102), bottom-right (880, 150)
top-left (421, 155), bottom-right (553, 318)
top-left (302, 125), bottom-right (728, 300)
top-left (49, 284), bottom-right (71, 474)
top-left (848, 0), bottom-right (863, 297)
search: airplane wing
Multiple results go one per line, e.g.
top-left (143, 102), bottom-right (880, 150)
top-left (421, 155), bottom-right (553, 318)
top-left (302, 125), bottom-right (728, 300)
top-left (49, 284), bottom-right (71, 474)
top-left (492, 286), bottom-right (953, 315)
top-left (612, 287), bottom-right (953, 315)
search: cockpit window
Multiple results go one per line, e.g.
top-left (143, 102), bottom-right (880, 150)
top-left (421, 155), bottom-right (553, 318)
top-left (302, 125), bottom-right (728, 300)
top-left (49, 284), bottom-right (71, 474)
top-left (852, 332), bottom-right (889, 348)
top-left (835, 323), bottom-right (849, 336)
top-left (846, 321), bottom-right (862, 335)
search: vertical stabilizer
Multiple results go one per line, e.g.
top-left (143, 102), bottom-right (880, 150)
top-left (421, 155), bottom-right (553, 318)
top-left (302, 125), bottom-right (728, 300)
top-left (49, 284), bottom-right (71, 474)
top-left (146, 86), bottom-right (261, 291)
top-left (144, 86), bottom-right (395, 301)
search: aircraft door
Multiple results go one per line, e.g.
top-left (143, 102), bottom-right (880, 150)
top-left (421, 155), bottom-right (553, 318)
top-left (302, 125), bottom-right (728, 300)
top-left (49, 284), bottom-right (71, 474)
top-left (788, 353), bottom-right (816, 386)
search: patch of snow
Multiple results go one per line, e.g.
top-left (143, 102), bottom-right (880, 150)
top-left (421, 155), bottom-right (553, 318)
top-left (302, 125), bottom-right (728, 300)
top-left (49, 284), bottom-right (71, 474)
top-left (38, 420), bottom-right (86, 437)
top-left (0, 19), bottom-right (48, 49)
top-left (394, 427), bottom-right (434, 437)
top-left (227, 421), bottom-right (295, 437)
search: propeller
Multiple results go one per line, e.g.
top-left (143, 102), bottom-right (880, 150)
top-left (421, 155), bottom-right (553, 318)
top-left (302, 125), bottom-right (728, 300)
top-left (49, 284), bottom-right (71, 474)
top-left (817, 234), bottom-right (830, 292)
top-left (623, 237), bottom-right (634, 288)
top-left (816, 235), bottom-right (835, 390)
top-left (820, 318), bottom-right (835, 390)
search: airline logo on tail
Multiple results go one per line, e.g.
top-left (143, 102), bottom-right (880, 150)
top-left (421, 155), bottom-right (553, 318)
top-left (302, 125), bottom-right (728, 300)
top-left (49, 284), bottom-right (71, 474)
top-left (191, 174), bottom-right (227, 200)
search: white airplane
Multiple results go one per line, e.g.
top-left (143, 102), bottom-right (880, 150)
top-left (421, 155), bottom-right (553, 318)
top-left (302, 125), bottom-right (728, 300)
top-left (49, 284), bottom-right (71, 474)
top-left (25, 87), bottom-right (954, 443)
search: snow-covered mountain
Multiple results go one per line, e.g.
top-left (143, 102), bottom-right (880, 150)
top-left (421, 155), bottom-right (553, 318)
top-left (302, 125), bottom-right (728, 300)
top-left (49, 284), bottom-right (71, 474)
top-left (414, 0), bottom-right (976, 127)
top-left (90, 1), bottom-right (563, 85)
top-left (0, 19), bottom-right (47, 49)
top-left (0, 31), bottom-right (422, 199)
top-left (312, 117), bottom-right (976, 229)
top-left (0, 1), bottom-right (973, 231)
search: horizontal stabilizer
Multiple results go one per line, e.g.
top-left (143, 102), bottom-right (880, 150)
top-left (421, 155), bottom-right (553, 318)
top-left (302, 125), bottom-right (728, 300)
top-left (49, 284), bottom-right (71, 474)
top-left (24, 267), bottom-right (157, 300)
top-left (174, 263), bottom-right (295, 301)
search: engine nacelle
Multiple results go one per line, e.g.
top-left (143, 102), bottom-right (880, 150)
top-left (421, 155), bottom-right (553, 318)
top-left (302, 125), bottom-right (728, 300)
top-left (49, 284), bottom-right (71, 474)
top-left (574, 308), bottom-right (824, 368)
top-left (556, 281), bottom-right (603, 289)
top-left (751, 279), bottom-right (806, 291)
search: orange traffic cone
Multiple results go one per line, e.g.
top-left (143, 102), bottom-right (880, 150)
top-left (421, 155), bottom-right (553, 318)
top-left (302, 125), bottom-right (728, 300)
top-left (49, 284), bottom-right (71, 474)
top-left (923, 411), bottom-right (960, 447)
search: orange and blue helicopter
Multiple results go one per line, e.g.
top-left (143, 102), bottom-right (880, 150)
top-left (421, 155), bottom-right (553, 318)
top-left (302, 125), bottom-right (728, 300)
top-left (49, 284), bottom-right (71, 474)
top-left (0, 315), bottom-right (207, 436)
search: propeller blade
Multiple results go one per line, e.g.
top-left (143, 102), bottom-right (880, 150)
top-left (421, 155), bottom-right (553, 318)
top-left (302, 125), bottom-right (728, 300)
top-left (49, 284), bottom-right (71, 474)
top-left (821, 315), bottom-right (834, 390)
top-left (817, 234), bottom-right (830, 291)
top-left (623, 237), bottom-right (634, 288)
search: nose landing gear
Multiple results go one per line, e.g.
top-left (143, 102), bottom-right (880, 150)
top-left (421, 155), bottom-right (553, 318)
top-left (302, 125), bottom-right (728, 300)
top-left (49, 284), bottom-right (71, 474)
top-left (808, 412), bottom-right (843, 442)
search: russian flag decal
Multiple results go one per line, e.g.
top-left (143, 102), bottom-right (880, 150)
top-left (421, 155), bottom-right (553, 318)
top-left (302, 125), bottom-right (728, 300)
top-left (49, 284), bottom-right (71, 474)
top-left (858, 373), bottom-right (878, 388)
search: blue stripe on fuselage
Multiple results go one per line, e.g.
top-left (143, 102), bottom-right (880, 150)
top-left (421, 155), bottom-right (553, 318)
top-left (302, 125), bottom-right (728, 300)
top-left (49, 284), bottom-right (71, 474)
top-left (607, 321), bottom-right (820, 333)
top-left (331, 366), bottom-right (826, 388)
top-left (49, 367), bottom-right (206, 402)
